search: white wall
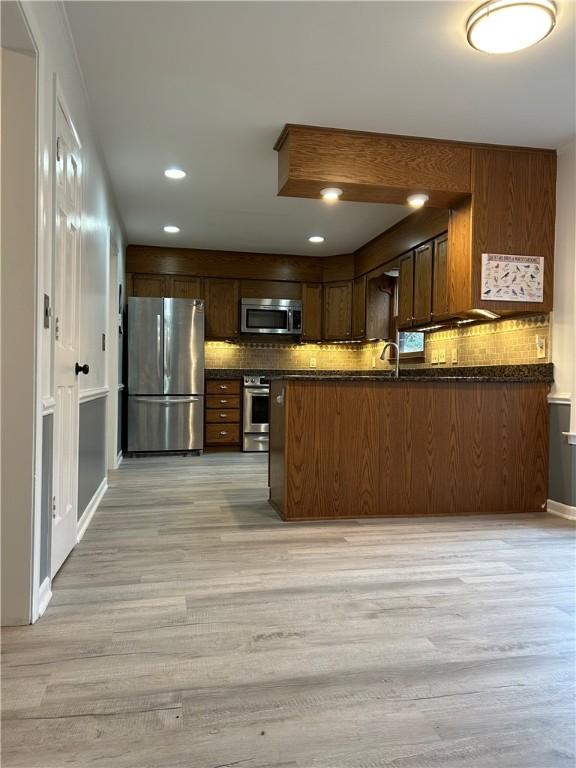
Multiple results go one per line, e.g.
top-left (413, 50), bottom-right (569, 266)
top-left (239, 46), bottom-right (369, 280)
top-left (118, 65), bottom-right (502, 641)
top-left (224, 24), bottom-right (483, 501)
top-left (4, 1), bottom-right (125, 623)
top-left (550, 138), bottom-right (576, 432)
top-left (1, 42), bottom-right (37, 625)
top-left (23, 1), bottom-right (125, 406)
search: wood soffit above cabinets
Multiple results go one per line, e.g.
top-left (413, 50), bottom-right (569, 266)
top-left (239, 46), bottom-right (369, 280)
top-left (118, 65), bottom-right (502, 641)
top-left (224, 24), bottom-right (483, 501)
top-left (274, 123), bottom-right (557, 316)
top-left (275, 124), bottom-right (474, 207)
top-left (274, 123), bottom-right (555, 205)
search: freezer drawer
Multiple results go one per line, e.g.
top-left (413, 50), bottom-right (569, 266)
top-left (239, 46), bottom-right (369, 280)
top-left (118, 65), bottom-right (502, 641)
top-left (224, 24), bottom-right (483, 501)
top-left (128, 396), bottom-right (204, 452)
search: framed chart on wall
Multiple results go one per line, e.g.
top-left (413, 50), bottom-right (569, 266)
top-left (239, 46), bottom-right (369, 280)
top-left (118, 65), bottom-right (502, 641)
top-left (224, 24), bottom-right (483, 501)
top-left (481, 254), bottom-right (544, 302)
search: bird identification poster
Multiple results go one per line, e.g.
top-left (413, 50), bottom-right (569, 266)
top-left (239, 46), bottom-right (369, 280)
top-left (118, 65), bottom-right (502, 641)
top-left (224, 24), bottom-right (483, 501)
top-left (481, 253), bottom-right (544, 302)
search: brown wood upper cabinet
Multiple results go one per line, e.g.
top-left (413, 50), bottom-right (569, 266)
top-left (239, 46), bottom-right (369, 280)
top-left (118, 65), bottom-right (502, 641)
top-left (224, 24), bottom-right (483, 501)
top-left (204, 278), bottom-right (240, 339)
top-left (432, 234), bottom-right (449, 320)
top-left (171, 276), bottom-right (202, 300)
top-left (302, 283), bottom-right (322, 341)
top-left (397, 254), bottom-right (415, 329)
top-left (132, 274), bottom-right (167, 298)
top-left (323, 281), bottom-right (352, 340)
top-left (365, 270), bottom-right (395, 341)
top-left (412, 242), bottom-right (433, 325)
top-left (398, 234), bottom-right (449, 329)
top-left (352, 275), bottom-right (367, 339)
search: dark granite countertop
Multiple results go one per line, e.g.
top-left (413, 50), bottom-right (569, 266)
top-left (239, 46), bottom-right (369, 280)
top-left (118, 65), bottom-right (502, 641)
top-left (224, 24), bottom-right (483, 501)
top-left (205, 364), bottom-right (553, 384)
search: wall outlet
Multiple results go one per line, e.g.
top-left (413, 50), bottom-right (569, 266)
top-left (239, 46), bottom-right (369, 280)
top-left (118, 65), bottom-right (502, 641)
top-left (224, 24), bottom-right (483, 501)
top-left (438, 349), bottom-right (446, 364)
top-left (309, 357), bottom-right (317, 368)
top-left (371, 356), bottom-right (376, 368)
top-left (431, 350), bottom-right (439, 365)
top-left (535, 335), bottom-right (546, 359)
top-left (451, 348), bottom-right (458, 364)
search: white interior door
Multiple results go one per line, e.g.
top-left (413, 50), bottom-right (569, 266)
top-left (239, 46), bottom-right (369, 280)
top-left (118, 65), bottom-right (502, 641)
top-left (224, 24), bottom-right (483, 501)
top-left (51, 100), bottom-right (82, 577)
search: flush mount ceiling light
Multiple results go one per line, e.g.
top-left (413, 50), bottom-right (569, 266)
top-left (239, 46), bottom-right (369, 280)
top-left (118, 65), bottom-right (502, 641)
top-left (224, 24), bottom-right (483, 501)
top-left (320, 187), bottom-right (343, 203)
top-left (164, 168), bottom-right (186, 180)
top-left (308, 235), bottom-right (326, 243)
top-left (163, 225), bottom-right (180, 233)
top-left (466, 0), bottom-right (556, 54)
top-left (406, 193), bottom-right (429, 209)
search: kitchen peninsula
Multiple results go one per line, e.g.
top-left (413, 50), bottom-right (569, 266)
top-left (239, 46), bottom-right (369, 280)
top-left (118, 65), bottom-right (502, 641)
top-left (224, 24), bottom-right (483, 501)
top-left (269, 365), bottom-right (552, 520)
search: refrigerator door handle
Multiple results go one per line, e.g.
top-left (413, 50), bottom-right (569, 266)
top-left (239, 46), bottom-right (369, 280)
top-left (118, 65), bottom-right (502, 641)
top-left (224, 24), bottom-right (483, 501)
top-left (156, 314), bottom-right (162, 381)
top-left (132, 396), bottom-right (201, 405)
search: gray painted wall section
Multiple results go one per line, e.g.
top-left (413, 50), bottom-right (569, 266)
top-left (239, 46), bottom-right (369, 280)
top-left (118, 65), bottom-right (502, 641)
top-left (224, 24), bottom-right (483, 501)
top-left (40, 414), bottom-right (53, 583)
top-left (549, 403), bottom-right (576, 507)
top-left (117, 390), bottom-right (123, 455)
top-left (78, 396), bottom-right (107, 519)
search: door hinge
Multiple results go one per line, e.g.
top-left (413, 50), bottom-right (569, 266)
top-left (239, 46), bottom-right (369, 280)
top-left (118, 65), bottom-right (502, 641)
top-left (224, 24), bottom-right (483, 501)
top-left (55, 316), bottom-right (60, 341)
top-left (52, 495), bottom-right (56, 519)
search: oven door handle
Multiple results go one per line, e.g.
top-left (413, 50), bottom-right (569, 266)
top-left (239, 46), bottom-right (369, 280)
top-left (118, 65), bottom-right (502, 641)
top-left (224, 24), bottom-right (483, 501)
top-left (244, 388), bottom-right (270, 395)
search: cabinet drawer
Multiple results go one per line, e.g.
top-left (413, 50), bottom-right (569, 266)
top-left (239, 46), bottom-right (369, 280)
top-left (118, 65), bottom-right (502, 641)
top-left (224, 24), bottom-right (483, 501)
top-left (206, 394), bottom-right (241, 409)
top-left (206, 379), bottom-right (241, 395)
top-left (206, 409), bottom-right (240, 424)
top-left (205, 423), bottom-right (240, 444)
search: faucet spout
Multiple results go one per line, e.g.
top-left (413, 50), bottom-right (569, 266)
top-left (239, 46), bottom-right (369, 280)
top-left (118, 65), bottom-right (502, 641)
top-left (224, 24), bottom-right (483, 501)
top-left (380, 341), bottom-right (400, 378)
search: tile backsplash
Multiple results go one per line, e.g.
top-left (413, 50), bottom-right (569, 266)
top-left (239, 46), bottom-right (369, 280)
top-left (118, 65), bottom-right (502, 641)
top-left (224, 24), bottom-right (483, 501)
top-left (205, 314), bottom-right (550, 372)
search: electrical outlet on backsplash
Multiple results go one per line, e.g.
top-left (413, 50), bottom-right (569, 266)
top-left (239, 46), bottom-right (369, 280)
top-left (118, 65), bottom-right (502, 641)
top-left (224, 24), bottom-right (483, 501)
top-left (204, 315), bottom-right (550, 371)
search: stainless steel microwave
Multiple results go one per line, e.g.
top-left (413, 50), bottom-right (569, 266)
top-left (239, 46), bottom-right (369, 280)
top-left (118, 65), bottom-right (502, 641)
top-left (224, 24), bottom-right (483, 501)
top-left (240, 298), bottom-right (302, 335)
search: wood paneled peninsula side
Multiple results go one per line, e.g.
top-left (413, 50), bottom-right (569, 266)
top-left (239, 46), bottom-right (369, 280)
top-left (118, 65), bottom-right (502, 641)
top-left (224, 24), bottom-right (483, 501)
top-left (269, 367), bottom-right (551, 520)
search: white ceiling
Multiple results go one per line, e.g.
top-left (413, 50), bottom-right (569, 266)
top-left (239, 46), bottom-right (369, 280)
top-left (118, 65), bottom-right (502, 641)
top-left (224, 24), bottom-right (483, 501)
top-left (65, 1), bottom-right (575, 257)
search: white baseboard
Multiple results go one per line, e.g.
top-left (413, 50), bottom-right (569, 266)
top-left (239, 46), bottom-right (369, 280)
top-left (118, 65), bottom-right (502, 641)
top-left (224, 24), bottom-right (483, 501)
top-left (116, 451), bottom-right (123, 468)
top-left (37, 577), bottom-right (52, 620)
top-left (77, 477), bottom-right (108, 542)
top-left (547, 499), bottom-right (576, 521)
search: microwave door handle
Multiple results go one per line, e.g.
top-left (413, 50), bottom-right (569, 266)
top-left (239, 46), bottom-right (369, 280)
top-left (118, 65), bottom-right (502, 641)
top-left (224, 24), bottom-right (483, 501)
top-left (287, 308), bottom-right (292, 332)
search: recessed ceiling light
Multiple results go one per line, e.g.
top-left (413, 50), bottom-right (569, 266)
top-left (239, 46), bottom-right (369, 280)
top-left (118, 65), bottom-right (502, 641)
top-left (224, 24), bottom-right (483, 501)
top-left (164, 168), bottom-right (186, 180)
top-left (308, 235), bottom-right (325, 243)
top-left (466, 0), bottom-right (556, 54)
top-left (163, 225), bottom-right (180, 233)
top-left (406, 193), bottom-right (429, 209)
top-left (320, 187), bottom-right (343, 203)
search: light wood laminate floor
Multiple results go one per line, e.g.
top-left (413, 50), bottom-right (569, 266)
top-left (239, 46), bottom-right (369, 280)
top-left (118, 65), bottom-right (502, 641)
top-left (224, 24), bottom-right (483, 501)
top-left (2, 453), bottom-right (575, 768)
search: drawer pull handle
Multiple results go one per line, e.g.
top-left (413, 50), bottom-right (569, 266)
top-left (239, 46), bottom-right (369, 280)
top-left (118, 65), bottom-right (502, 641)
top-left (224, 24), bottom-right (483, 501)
top-left (219, 385), bottom-right (228, 390)
top-left (219, 431), bottom-right (228, 436)
top-left (219, 399), bottom-right (228, 404)
top-left (219, 413), bottom-right (227, 418)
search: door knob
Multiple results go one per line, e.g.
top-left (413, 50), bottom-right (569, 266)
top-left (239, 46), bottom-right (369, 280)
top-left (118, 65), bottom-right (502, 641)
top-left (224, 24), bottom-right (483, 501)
top-left (75, 363), bottom-right (89, 375)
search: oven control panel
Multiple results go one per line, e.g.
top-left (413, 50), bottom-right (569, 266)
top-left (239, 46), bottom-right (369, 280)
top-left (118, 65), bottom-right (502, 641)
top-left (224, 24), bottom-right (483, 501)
top-left (243, 376), bottom-right (270, 387)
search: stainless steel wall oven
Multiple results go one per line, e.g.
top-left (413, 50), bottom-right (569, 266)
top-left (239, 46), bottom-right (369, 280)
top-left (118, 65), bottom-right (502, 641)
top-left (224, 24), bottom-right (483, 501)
top-left (243, 376), bottom-right (270, 452)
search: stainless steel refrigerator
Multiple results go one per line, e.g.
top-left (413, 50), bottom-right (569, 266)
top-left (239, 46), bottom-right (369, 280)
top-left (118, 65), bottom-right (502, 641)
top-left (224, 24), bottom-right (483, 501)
top-left (127, 297), bottom-right (204, 452)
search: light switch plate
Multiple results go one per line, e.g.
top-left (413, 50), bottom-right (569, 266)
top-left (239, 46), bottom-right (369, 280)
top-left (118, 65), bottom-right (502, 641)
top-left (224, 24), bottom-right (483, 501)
top-left (438, 349), bottom-right (446, 364)
top-left (451, 349), bottom-right (458, 364)
top-left (431, 350), bottom-right (439, 364)
top-left (309, 357), bottom-right (317, 368)
top-left (371, 356), bottom-right (376, 368)
top-left (535, 335), bottom-right (546, 359)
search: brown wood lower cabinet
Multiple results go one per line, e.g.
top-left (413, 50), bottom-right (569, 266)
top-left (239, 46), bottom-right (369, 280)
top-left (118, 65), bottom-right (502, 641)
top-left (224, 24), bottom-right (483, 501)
top-left (205, 423), bottom-right (241, 445)
top-left (205, 379), bottom-right (242, 449)
top-left (269, 379), bottom-right (549, 519)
